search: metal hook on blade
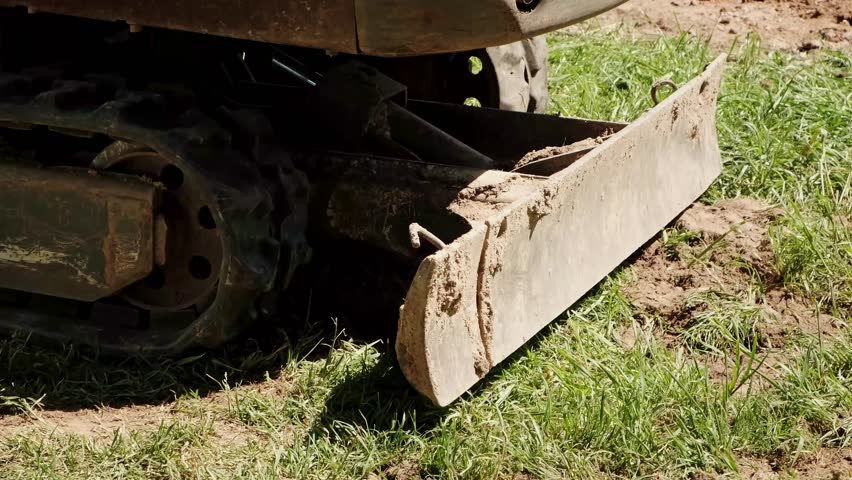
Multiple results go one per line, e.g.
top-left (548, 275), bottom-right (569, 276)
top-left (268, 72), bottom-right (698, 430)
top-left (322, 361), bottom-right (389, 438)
top-left (409, 223), bottom-right (447, 250)
top-left (651, 79), bottom-right (678, 106)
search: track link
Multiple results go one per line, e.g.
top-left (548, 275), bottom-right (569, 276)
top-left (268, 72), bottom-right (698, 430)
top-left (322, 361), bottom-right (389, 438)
top-left (0, 71), bottom-right (310, 354)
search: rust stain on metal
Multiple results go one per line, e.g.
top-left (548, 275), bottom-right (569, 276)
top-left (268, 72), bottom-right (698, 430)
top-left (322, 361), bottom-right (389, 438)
top-left (0, 164), bottom-right (158, 302)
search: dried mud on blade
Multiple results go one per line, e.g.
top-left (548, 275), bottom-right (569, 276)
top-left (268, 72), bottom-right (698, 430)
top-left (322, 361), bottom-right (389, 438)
top-left (397, 55), bottom-right (726, 406)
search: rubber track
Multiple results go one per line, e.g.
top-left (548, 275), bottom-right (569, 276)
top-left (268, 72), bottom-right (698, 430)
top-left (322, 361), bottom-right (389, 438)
top-left (0, 71), bottom-right (307, 354)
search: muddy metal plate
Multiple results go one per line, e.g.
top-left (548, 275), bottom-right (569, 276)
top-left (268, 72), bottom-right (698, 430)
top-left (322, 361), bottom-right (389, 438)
top-left (0, 164), bottom-right (158, 302)
top-left (397, 55), bottom-right (727, 406)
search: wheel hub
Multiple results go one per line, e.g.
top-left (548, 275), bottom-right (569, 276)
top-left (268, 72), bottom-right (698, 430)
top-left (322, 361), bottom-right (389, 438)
top-left (92, 141), bottom-right (224, 312)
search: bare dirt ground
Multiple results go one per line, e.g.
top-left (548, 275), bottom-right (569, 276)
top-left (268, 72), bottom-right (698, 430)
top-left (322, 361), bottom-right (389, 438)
top-left (626, 199), bottom-right (840, 350)
top-left (591, 0), bottom-right (852, 51)
top-left (0, 392), bottom-right (263, 450)
top-left (739, 448), bottom-right (852, 479)
top-left (624, 199), bottom-right (849, 479)
top-left (0, 404), bottom-right (173, 439)
top-left (623, 200), bottom-right (842, 390)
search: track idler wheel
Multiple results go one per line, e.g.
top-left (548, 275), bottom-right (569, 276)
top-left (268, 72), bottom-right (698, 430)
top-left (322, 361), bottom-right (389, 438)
top-left (92, 141), bottom-right (223, 314)
top-left (0, 73), bottom-right (310, 352)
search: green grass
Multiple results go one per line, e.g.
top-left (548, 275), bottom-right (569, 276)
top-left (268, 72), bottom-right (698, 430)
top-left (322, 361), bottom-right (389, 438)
top-left (679, 291), bottom-right (764, 354)
top-left (1, 30), bottom-right (852, 479)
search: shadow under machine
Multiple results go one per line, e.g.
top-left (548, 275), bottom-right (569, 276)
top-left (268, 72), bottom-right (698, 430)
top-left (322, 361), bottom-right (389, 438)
top-left (0, 0), bottom-right (724, 405)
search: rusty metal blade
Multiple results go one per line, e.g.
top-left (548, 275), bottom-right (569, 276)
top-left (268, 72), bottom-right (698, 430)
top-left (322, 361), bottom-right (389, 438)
top-left (397, 55), bottom-right (726, 406)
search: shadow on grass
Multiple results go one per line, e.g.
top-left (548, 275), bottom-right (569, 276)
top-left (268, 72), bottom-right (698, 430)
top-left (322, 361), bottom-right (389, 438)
top-left (310, 352), bottom-right (445, 437)
top-left (0, 240), bottom-right (421, 417)
top-left (0, 230), bottom-right (639, 438)
top-left (308, 311), bottom-right (570, 440)
top-left (0, 322), bottom-right (297, 413)
top-left (308, 243), bottom-right (650, 440)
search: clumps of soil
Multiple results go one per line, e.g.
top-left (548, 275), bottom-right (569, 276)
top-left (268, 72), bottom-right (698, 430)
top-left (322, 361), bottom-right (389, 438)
top-left (367, 461), bottom-right (424, 480)
top-left (452, 173), bottom-right (544, 222)
top-left (514, 134), bottom-right (612, 172)
top-left (624, 198), bottom-right (839, 349)
top-left (589, 0), bottom-right (852, 51)
top-left (510, 474), bottom-right (537, 480)
top-left (625, 198), bottom-right (777, 319)
top-left (760, 288), bottom-right (841, 347)
top-left (677, 197), bottom-right (778, 269)
top-left (737, 448), bottom-right (852, 480)
top-left (457, 177), bottom-right (515, 201)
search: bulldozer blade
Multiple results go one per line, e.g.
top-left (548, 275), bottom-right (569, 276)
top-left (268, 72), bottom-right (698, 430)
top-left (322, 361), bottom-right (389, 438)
top-left (397, 55), bottom-right (726, 406)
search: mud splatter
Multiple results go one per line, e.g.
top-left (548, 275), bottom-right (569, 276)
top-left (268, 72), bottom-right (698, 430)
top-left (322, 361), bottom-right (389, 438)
top-left (514, 135), bottom-right (610, 172)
